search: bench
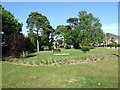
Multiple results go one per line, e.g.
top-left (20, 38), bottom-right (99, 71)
top-left (53, 49), bottom-right (61, 53)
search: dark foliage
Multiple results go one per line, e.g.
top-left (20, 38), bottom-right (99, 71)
top-left (25, 37), bottom-right (35, 53)
top-left (81, 46), bottom-right (90, 53)
top-left (6, 32), bottom-right (26, 57)
top-left (90, 46), bottom-right (95, 49)
top-left (65, 45), bottom-right (71, 49)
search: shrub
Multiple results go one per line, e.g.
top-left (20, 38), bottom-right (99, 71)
top-left (20, 51), bottom-right (29, 58)
top-left (81, 46), bottom-right (90, 53)
top-left (35, 59), bottom-right (40, 65)
top-left (81, 56), bottom-right (87, 60)
top-left (3, 57), bottom-right (20, 62)
top-left (20, 51), bottom-right (25, 58)
top-left (25, 37), bottom-right (36, 53)
top-left (52, 58), bottom-right (55, 63)
top-left (65, 45), bottom-right (71, 49)
top-left (60, 46), bottom-right (64, 48)
top-left (56, 60), bottom-right (59, 62)
top-left (23, 60), bottom-right (27, 64)
top-left (40, 60), bottom-right (44, 64)
top-left (117, 44), bottom-right (120, 47)
top-left (51, 46), bottom-right (54, 50)
top-left (107, 43), bottom-right (117, 47)
top-left (45, 59), bottom-right (49, 65)
top-left (49, 60), bottom-right (52, 64)
top-left (99, 45), bottom-right (105, 47)
top-left (2, 57), bottom-right (13, 62)
top-left (29, 60), bottom-right (33, 65)
top-left (90, 46), bottom-right (94, 49)
top-left (6, 32), bottom-right (26, 57)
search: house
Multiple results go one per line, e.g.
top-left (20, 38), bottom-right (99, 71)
top-left (106, 33), bottom-right (120, 44)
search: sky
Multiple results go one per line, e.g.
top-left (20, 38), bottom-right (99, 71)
top-left (2, 2), bottom-right (118, 35)
top-left (2, 0), bottom-right (119, 2)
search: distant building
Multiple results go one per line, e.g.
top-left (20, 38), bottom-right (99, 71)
top-left (106, 33), bottom-right (120, 44)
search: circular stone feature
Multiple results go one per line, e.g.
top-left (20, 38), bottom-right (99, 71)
top-left (53, 53), bottom-right (70, 55)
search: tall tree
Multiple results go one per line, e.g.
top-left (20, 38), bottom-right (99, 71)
top-left (55, 25), bottom-right (71, 36)
top-left (1, 7), bottom-right (24, 57)
top-left (2, 8), bottom-right (22, 42)
top-left (26, 12), bottom-right (54, 52)
top-left (26, 12), bottom-right (42, 52)
top-left (65, 10), bottom-right (104, 48)
top-left (67, 18), bottom-right (78, 30)
top-left (55, 25), bottom-right (71, 47)
top-left (25, 30), bottom-right (37, 52)
top-left (41, 24), bottom-right (54, 50)
top-left (77, 11), bottom-right (104, 45)
top-left (65, 29), bottom-right (80, 49)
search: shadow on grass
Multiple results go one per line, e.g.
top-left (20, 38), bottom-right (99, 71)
top-left (112, 53), bottom-right (119, 57)
top-left (26, 54), bottom-right (37, 58)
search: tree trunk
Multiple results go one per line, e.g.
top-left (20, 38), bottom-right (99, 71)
top-left (37, 31), bottom-right (39, 53)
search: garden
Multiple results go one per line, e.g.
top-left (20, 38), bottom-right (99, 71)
top-left (2, 48), bottom-right (118, 88)
top-left (3, 48), bottom-right (118, 66)
top-left (1, 5), bottom-right (119, 88)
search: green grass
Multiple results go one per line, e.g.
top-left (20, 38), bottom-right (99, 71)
top-left (4, 48), bottom-right (118, 66)
top-left (30, 48), bottom-right (118, 60)
top-left (2, 48), bottom-right (118, 88)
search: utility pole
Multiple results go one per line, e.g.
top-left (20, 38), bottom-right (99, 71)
top-left (105, 33), bottom-right (107, 48)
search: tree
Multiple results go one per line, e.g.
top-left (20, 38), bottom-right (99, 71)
top-left (67, 18), bottom-right (78, 30)
top-left (55, 25), bottom-right (71, 47)
top-left (26, 12), bottom-right (43, 52)
top-left (25, 30), bottom-right (37, 52)
top-left (110, 37), bottom-right (116, 43)
top-left (77, 11), bottom-right (104, 45)
top-left (26, 12), bottom-right (54, 52)
top-left (6, 32), bottom-right (26, 57)
top-left (55, 25), bottom-right (71, 35)
top-left (41, 25), bottom-right (54, 50)
top-left (2, 8), bottom-right (23, 42)
top-left (57, 39), bottom-right (63, 47)
top-left (65, 29), bottom-right (80, 49)
top-left (1, 8), bottom-right (24, 57)
top-left (65, 11), bottom-right (104, 48)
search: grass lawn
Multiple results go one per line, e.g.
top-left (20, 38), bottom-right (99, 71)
top-left (2, 48), bottom-right (118, 88)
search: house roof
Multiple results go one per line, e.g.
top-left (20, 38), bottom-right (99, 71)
top-left (106, 33), bottom-right (120, 40)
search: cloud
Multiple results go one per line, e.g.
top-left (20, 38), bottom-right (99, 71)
top-left (102, 23), bottom-right (118, 35)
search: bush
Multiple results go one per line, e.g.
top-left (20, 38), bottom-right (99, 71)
top-left (25, 37), bottom-right (36, 53)
top-left (51, 46), bottom-right (54, 50)
top-left (6, 32), bottom-right (26, 57)
top-left (90, 46), bottom-right (94, 49)
top-left (65, 45), bottom-right (71, 49)
top-left (117, 44), bottom-right (120, 47)
top-left (45, 59), bottom-right (49, 65)
top-left (2, 57), bottom-right (13, 62)
top-left (3, 56), bottom-right (20, 62)
top-left (99, 45), bottom-right (105, 47)
top-left (29, 60), bottom-right (33, 65)
top-left (35, 60), bottom-right (40, 65)
top-left (40, 60), bottom-right (44, 64)
top-left (52, 58), bottom-right (55, 63)
top-left (107, 43), bottom-right (117, 48)
top-left (60, 46), bottom-right (64, 48)
top-left (107, 43), bottom-right (114, 47)
top-left (20, 51), bottom-right (28, 58)
top-left (81, 46), bottom-right (90, 53)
